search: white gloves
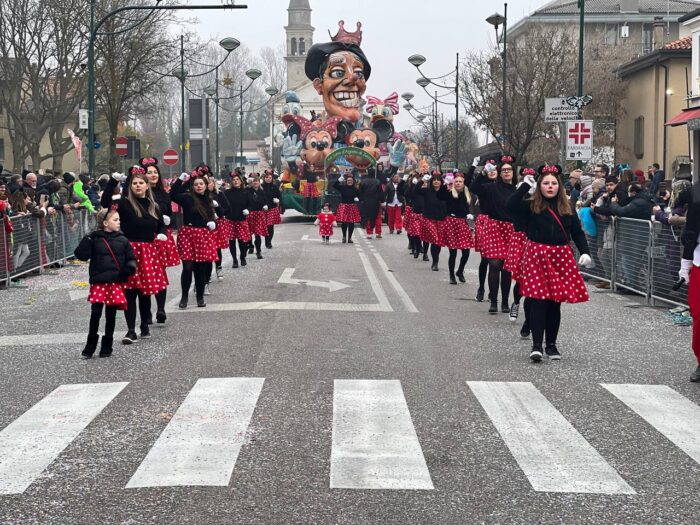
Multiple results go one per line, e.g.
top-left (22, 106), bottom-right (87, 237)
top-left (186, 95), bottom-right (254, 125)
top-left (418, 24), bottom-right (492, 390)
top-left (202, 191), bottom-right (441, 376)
top-left (111, 172), bottom-right (126, 183)
top-left (524, 174), bottom-right (537, 187)
top-left (578, 254), bottom-right (592, 267)
top-left (472, 156), bottom-right (480, 167)
top-left (179, 172), bottom-right (190, 182)
top-left (679, 259), bottom-right (693, 283)
top-left (156, 233), bottom-right (167, 242)
top-left (206, 221), bottom-right (216, 231)
top-left (162, 215), bottom-right (171, 226)
top-left (422, 174), bottom-right (431, 182)
top-left (338, 176), bottom-right (345, 183)
top-left (484, 163), bottom-right (496, 173)
top-left (402, 174), bottom-right (409, 182)
top-left (273, 198), bottom-right (280, 204)
top-left (467, 214), bottom-right (474, 221)
top-left (212, 200), bottom-right (219, 208)
top-left (263, 205), bottom-right (269, 211)
top-left (381, 202), bottom-right (386, 207)
top-left (353, 197), bottom-right (359, 202)
top-left (242, 209), bottom-right (250, 216)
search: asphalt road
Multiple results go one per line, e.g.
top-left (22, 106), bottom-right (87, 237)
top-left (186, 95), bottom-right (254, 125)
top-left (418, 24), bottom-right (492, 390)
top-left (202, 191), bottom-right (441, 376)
top-left (0, 215), bottom-right (698, 525)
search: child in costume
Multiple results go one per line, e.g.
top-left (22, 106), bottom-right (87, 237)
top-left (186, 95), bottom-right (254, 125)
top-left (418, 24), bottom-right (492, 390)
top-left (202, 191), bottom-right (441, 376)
top-left (74, 208), bottom-right (136, 358)
top-left (314, 203), bottom-right (337, 244)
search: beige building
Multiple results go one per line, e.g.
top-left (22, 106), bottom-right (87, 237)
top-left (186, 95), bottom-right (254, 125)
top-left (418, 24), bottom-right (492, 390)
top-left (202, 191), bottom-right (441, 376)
top-left (617, 36), bottom-right (692, 172)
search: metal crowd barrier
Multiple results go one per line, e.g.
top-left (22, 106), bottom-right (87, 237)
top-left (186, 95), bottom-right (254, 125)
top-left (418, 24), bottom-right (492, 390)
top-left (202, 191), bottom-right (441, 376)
top-left (0, 208), bottom-right (93, 286)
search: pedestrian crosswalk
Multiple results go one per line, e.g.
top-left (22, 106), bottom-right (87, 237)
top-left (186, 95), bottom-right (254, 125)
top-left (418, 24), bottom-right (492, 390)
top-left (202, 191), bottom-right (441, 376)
top-left (1, 379), bottom-right (699, 496)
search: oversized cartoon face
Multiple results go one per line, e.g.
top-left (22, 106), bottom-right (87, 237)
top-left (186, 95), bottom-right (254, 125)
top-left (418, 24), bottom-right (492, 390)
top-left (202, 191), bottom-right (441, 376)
top-left (345, 128), bottom-right (380, 169)
top-left (301, 129), bottom-right (335, 171)
top-left (280, 102), bottom-right (303, 127)
top-left (312, 51), bottom-right (367, 122)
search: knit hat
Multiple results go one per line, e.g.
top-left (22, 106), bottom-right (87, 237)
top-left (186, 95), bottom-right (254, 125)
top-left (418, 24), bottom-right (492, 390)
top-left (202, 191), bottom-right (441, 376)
top-left (592, 179), bottom-right (606, 192)
top-left (63, 172), bottom-right (75, 184)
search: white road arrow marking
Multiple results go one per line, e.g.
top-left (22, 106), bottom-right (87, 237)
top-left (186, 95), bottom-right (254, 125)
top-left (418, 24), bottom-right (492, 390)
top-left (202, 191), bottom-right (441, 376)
top-left (277, 268), bottom-right (350, 292)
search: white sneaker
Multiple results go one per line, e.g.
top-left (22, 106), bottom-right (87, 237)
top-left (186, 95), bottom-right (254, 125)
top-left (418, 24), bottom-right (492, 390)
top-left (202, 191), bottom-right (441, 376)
top-left (204, 284), bottom-right (211, 296)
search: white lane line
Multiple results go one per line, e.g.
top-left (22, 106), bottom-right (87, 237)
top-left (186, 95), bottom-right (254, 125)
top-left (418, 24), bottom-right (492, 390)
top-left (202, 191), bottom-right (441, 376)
top-left (357, 250), bottom-right (392, 312)
top-left (372, 252), bottom-right (419, 313)
top-left (0, 382), bottom-right (128, 495)
top-left (331, 379), bottom-right (434, 490)
top-left (168, 301), bottom-right (389, 313)
top-left (127, 377), bottom-right (265, 488)
top-left (467, 381), bottom-right (635, 495)
top-left (602, 384), bottom-right (700, 466)
top-left (0, 333), bottom-right (88, 347)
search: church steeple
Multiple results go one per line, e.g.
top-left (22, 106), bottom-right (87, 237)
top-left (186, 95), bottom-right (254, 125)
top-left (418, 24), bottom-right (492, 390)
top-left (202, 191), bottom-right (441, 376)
top-left (285, 0), bottom-right (314, 89)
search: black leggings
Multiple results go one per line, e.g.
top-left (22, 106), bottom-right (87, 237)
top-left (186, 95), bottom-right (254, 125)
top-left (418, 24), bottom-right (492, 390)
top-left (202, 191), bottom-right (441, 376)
top-left (181, 260), bottom-right (208, 300)
top-left (529, 298), bottom-right (561, 347)
top-left (478, 256), bottom-right (488, 290)
top-left (216, 249), bottom-right (222, 269)
top-left (253, 235), bottom-right (263, 253)
top-left (229, 239), bottom-right (248, 261)
top-left (155, 288), bottom-right (167, 313)
top-left (430, 244), bottom-right (441, 265)
top-left (448, 249), bottom-right (470, 275)
top-left (340, 222), bottom-right (355, 239)
top-left (204, 262), bottom-right (213, 284)
top-left (89, 303), bottom-right (118, 337)
top-left (267, 225), bottom-right (274, 244)
top-left (487, 258), bottom-right (511, 304)
top-left (124, 289), bottom-right (151, 331)
top-left (512, 282), bottom-right (522, 304)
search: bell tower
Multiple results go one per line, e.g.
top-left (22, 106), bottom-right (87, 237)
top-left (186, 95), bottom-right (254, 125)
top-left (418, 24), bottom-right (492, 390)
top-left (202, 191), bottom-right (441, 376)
top-left (285, 0), bottom-right (314, 90)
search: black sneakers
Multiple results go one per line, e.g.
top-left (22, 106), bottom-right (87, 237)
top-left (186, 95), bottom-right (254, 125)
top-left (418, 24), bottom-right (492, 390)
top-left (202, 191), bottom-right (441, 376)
top-left (456, 271), bottom-right (465, 283)
top-left (488, 300), bottom-right (498, 314)
top-left (140, 325), bottom-right (151, 339)
top-left (122, 331), bottom-right (138, 345)
top-left (545, 344), bottom-right (562, 360)
top-left (509, 303), bottom-right (519, 322)
top-left (501, 302), bottom-right (510, 314)
top-left (530, 346), bottom-right (543, 362)
top-left (476, 288), bottom-right (485, 302)
top-left (81, 334), bottom-right (99, 359)
top-left (520, 322), bottom-right (531, 339)
top-left (156, 310), bottom-right (167, 324)
top-left (98, 336), bottom-right (113, 358)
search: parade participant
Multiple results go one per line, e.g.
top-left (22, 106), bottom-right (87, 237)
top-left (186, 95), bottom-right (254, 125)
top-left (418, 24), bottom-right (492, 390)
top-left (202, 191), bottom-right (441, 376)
top-left (471, 155), bottom-right (517, 314)
top-left (100, 168), bottom-right (169, 344)
top-left (222, 172), bottom-right (251, 268)
top-left (359, 167), bottom-right (384, 239)
top-left (385, 172), bottom-right (405, 234)
top-left (142, 157), bottom-right (179, 324)
top-left (680, 182), bottom-right (700, 382)
top-left (444, 173), bottom-right (474, 284)
top-left (315, 202), bottom-right (337, 244)
top-left (170, 171), bottom-right (219, 308)
top-left (417, 171), bottom-right (448, 271)
top-left (74, 209), bottom-right (136, 358)
top-left (202, 176), bottom-right (227, 290)
top-left (466, 157), bottom-right (496, 302)
top-left (406, 172), bottom-right (428, 259)
top-left (246, 175), bottom-right (269, 259)
top-left (333, 172), bottom-right (361, 243)
top-left (507, 164), bottom-right (591, 362)
top-left (262, 172), bottom-right (282, 249)
top-left (402, 172), bottom-right (417, 250)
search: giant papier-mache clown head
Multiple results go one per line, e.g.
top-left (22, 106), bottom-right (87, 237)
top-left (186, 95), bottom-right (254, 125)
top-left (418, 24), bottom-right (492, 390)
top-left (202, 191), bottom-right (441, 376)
top-left (305, 21), bottom-right (371, 124)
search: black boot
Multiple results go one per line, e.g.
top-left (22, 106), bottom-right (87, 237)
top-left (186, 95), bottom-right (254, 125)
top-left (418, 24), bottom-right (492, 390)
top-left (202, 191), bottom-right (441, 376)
top-left (197, 296), bottom-right (206, 308)
top-left (422, 253), bottom-right (429, 261)
top-left (476, 288), bottom-right (485, 302)
top-left (140, 324), bottom-right (151, 339)
top-left (240, 256), bottom-right (247, 266)
top-left (248, 245), bottom-right (254, 255)
top-left (81, 334), bottom-right (99, 359)
top-left (501, 302), bottom-right (510, 314)
top-left (232, 258), bottom-right (239, 269)
top-left (256, 252), bottom-right (263, 260)
top-left (488, 299), bottom-right (498, 314)
top-left (178, 297), bottom-right (188, 309)
top-left (156, 310), bottom-right (167, 324)
top-left (449, 270), bottom-right (457, 284)
top-left (98, 336), bottom-right (113, 358)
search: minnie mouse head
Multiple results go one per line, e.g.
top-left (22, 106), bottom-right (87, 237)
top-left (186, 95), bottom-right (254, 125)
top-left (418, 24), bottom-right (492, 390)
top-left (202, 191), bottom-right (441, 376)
top-left (139, 157), bottom-right (158, 169)
top-left (519, 167), bottom-right (537, 177)
top-left (128, 165), bottom-right (146, 178)
top-left (500, 154), bottom-right (515, 165)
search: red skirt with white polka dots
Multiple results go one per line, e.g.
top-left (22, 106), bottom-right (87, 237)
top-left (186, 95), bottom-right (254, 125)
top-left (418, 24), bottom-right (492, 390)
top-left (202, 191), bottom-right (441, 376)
top-left (336, 203), bottom-right (361, 224)
top-left (266, 206), bottom-right (282, 225)
top-left (480, 218), bottom-right (514, 260)
top-left (419, 217), bottom-right (447, 246)
top-left (473, 214), bottom-right (489, 253)
top-left (229, 220), bottom-right (251, 242)
top-left (319, 223), bottom-right (334, 236)
top-left (248, 211), bottom-right (269, 237)
top-left (504, 230), bottom-right (527, 282)
top-left (125, 241), bottom-right (169, 295)
top-left (444, 216), bottom-right (474, 250)
top-left (403, 205), bottom-right (414, 233)
top-left (215, 218), bottom-right (234, 249)
top-left (88, 283), bottom-right (127, 310)
top-left (157, 228), bottom-right (180, 267)
top-left (519, 241), bottom-right (589, 304)
top-left (303, 182), bottom-right (319, 197)
top-left (406, 209), bottom-right (422, 237)
top-left (177, 226), bottom-right (219, 262)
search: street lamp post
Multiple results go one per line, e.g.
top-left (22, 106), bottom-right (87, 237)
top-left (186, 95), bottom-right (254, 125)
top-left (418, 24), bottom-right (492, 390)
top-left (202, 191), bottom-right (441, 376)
top-left (486, 4), bottom-right (508, 151)
top-left (402, 94), bottom-right (440, 163)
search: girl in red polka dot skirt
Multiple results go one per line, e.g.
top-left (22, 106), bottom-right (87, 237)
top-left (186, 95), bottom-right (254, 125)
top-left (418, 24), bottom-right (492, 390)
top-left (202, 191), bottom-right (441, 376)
top-left (332, 173), bottom-right (361, 243)
top-left (221, 172), bottom-right (252, 268)
top-left (314, 202), bottom-right (337, 244)
top-left (417, 171), bottom-right (448, 271)
top-left (246, 175), bottom-right (269, 259)
top-left (506, 164), bottom-right (592, 362)
top-left (444, 173), bottom-right (475, 284)
top-left (74, 209), bottom-right (137, 358)
top-left (262, 171), bottom-right (282, 249)
top-left (101, 168), bottom-right (169, 345)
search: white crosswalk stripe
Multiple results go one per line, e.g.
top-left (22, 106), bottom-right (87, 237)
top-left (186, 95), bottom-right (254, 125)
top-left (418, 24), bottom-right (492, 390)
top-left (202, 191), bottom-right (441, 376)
top-left (602, 383), bottom-right (700, 466)
top-left (0, 382), bottom-right (128, 495)
top-left (467, 381), bottom-right (636, 495)
top-left (126, 377), bottom-right (265, 488)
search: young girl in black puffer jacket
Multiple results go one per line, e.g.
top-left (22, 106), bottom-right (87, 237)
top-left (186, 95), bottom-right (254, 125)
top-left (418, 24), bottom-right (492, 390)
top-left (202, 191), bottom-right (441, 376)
top-left (74, 209), bottom-right (136, 358)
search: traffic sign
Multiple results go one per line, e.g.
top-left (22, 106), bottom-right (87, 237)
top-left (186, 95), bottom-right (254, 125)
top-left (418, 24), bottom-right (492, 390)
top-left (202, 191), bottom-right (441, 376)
top-left (163, 149), bottom-right (179, 166)
top-left (78, 109), bottom-right (88, 130)
top-left (566, 120), bottom-right (593, 160)
top-left (544, 98), bottom-right (579, 123)
top-left (115, 136), bottom-right (128, 157)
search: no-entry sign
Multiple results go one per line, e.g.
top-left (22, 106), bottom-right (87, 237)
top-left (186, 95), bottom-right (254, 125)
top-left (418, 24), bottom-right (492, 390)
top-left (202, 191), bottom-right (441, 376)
top-left (163, 149), bottom-right (179, 166)
top-left (115, 136), bottom-right (128, 157)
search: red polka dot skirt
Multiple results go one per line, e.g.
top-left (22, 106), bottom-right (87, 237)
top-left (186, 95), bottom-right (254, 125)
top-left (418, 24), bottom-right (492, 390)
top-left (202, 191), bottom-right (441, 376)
top-left (519, 240), bottom-right (589, 304)
top-left (403, 205), bottom-right (414, 233)
top-left (419, 217), bottom-right (447, 247)
top-left (125, 241), bottom-right (169, 295)
top-left (473, 214), bottom-right (489, 253)
top-left (229, 220), bottom-right (251, 242)
top-left (335, 203), bottom-right (361, 224)
top-left (303, 182), bottom-right (319, 197)
top-left (88, 283), bottom-right (127, 310)
top-left (248, 210), bottom-right (269, 237)
top-left (177, 226), bottom-right (219, 262)
top-left (156, 228), bottom-right (181, 268)
top-left (266, 206), bottom-right (282, 225)
top-left (406, 208), bottom-right (422, 237)
top-left (444, 216), bottom-right (474, 250)
top-left (480, 218), bottom-right (514, 260)
top-left (504, 230), bottom-right (527, 282)
top-left (215, 218), bottom-right (234, 250)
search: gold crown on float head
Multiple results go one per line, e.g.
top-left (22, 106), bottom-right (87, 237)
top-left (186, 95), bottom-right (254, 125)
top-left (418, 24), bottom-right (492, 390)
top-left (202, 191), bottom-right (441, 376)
top-left (329, 20), bottom-right (363, 46)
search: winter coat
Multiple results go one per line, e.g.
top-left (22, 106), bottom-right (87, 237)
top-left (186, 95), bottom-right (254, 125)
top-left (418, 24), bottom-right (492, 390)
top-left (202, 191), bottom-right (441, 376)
top-left (358, 175), bottom-right (384, 222)
top-left (606, 191), bottom-right (654, 220)
top-left (74, 230), bottom-right (137, 284)
top-left (384, 180), bottom-right (406, 206)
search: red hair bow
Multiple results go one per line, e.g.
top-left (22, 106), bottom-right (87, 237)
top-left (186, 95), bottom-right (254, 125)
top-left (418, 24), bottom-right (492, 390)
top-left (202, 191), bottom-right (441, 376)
top-left (365, 92), bottom-right (399, 115)
top-left (542, 165), bottom-right (559, 174)
top-left (501, 155), bottom-right (514, 163)
top-left (522, 168), bottom-right (536, 176)
top-left (141, 157), bottom-right (157, 166)
top-left (131, 166), bottom-right (145, 175)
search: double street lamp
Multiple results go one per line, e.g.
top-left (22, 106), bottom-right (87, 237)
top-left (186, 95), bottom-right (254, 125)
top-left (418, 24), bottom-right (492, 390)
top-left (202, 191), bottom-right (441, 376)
top-left (486, 4), bottom-right (508, 150)
top-left (402, 94), bottom-right (440, 161)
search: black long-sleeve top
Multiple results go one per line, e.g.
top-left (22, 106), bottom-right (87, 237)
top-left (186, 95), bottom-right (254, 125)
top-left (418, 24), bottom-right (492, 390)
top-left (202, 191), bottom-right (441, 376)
top-left (470, 174), bottom-right (515, 222)
top-left (247, 186), bottom-right (267, 211)
top-left (417, 184), bottom-right (448, 221)
top-left (262, 182), bottom-right (281, 208)
top-left (446, 190), bottom-right (473, 218)
top-left (100, 178), bottom-right (165, 242)
top-left (222, 186), bottom-right (251, 221)
top-left (332, 180), bottom-right (360, 203)
top-left (406, 181), bottom-right (425, 214)
top-left (682, 199), bottom-right (700, 260)
top-left (170, 179), bottom-right (215, 227)
top-left (506, 183), bottom-right (590, 255)
top-left (152, 187), bottom-right (171, 219)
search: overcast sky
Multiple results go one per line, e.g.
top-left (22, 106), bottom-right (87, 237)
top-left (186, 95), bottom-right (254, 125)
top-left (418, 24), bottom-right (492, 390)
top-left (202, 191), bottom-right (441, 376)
top-left (190, 0), bottom-right (543, 132)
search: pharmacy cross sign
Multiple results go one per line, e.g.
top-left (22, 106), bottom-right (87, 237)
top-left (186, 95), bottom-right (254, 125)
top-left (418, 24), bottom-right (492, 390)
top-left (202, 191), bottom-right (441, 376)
top-left (568, 122), bottom-right (591, 145)
top-left (565, 120), bottom-right (593, 160)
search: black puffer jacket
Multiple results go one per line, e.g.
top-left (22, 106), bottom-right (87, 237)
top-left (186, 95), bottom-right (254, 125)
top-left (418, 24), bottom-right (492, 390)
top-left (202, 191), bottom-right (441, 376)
top-left (604, 191), bottom-right (654, 220)
top-left (74, 230), bottom-right (137, 284)
top-left (262, 182), bottom-right (281, 208)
